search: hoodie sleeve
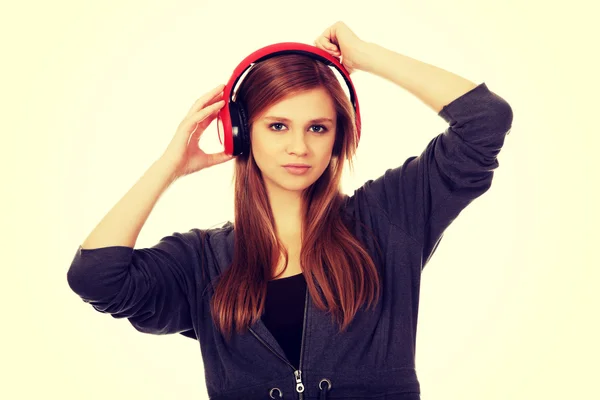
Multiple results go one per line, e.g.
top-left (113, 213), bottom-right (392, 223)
top-left (353, 82), bottom-right (513, 267)
top-left (66, 230), bottom-right (202, 335)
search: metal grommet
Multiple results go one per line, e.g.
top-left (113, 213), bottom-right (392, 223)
top-left (319, 378), bottom-right (332, 391)
top-left (269, 387), bottom-right (283, 398)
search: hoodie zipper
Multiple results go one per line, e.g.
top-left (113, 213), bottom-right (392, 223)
top-left (249, 286), bottom-right (309, 400)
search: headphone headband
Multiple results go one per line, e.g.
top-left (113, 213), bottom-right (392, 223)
top-left (217, 42), bottom-right (361, 156)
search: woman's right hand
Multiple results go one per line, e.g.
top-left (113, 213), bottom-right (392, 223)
top-left (160, 83), bottom-right (234, 180)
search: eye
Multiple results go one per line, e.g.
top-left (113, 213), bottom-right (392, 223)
top-left (310, 125), bottom-right (328, 134)
top-left (269, 123), bottom-right (286, 131)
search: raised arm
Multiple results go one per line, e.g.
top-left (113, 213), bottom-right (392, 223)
top-left (67, 83), bottom-right (234, 335)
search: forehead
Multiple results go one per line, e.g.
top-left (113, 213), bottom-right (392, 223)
top-left (262, 87), bottom-right (335, 118)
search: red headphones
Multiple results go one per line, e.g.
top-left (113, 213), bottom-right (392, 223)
top-left (216, 42), bottom-right (361, 156)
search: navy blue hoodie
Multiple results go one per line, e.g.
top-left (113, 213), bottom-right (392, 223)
top-left (66, 82), bottom-right (513, 400)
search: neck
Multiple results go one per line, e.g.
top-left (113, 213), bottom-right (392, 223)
top-left (267, 189), bottom-right (304, 237)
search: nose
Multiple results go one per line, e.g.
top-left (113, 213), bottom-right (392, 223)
top-left (286, 129), bottom-right (309, 155)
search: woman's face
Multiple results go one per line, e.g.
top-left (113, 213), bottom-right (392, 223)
top-left (250, 87), bottom-right (337, 195)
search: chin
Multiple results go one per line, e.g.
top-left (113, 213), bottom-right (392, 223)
top-left (276, 174), bottom-right (316, 191)
top-left (278, 181), bottom-right (313, 192)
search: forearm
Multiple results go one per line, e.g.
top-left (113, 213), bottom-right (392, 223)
top-left (359, 42), bottom-right (479, 114)
top-left (81, 158), bottom-right (179, 250)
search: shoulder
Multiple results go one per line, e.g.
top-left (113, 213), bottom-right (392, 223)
top-left (186, 220), bottom-right (234, 240)
top-left (187, 220), bottom-right (235, 262)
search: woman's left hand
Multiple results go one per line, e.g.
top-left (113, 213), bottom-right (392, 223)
top-left (313, 21), bottom-right (369, 75)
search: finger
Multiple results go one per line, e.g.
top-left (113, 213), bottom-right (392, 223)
top-left (206, 151), bottom-right (234, 166)
top-left (185, 100), bottom-right (225, 136)
top-left (319, 26), bottom-right (333, 42)
top-left (187, 90), bottom-right (224, 118)
top-left (187, 105), bottom-right (223, 148)
top-left (204, 90), bottom-right (225, 110)
top-left (320, 26), bottom-right (340, 48)
top-left (314, 36), bottom-right (340, 56)
top-left (314, 36), bottom-right (331, 50)
top-left (187, 84), bottom-right (226, 115)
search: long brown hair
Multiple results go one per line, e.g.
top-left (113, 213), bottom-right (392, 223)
top-left (210, 53), bottom-right (382, 340)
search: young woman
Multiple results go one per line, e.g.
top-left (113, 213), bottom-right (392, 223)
top-left (67, 22), bottom-right (513, 400)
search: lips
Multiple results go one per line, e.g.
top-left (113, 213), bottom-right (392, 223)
top-left (283, 165), bottom-right (311, 175)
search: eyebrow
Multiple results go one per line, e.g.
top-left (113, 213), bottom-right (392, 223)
top-left (263, 116), bottom-right (334, 124)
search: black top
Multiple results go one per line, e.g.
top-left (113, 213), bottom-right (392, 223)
top-left (261, 273), bottom-right (307, 370)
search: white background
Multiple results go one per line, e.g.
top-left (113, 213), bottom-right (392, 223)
top-left (2, 0), bottom-right (597, 399)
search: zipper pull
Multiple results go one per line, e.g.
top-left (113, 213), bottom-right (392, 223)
top-left (294, 370), bottom-right (305, 393)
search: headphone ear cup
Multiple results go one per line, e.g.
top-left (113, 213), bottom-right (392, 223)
top-left (238, 104), bottom-right (250, 153)
top-left (229, 101), bottom-right (250, 156)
